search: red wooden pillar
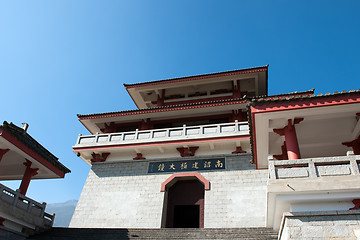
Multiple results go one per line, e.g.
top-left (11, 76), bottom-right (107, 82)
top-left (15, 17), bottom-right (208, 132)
top-left (157, 89), bottom-right (165, 106)
top-left (19, 160), bottom-right (39, 195)
top-left (273, 118), bottom-right (303, 160)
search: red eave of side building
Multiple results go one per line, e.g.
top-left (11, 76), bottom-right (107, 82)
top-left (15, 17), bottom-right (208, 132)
top-left (250, 91), bottom-right (360, 169)
top-left (123, 65), bottom-right (268, 89)
top-left (0, 129), bottom-right (66, 178)
top-left (252, 92), bottom-right (360, 113)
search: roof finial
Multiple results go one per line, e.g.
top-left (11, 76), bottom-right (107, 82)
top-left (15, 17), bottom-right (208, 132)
top-left (21, 123), bottom-right (29, 132)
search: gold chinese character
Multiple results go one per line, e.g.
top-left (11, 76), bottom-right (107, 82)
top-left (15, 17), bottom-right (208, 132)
top-left (158, 163), bottom-right (165, 171)
top-left (204, 161), bottom-right (211, 168)
top-left (181, 162), bottom-right (188, 169)
top-left (169, 164), bottom-right (175, 170)
top-left (192, 162), bottom-right (199, 169)
top-left (215, 160), bottom-right (223, 168)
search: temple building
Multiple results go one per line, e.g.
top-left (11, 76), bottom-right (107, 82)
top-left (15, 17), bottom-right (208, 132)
top-left (70, 66), bottom-right (360, 239)
top-left (0, 121), bottom-right (70, 238)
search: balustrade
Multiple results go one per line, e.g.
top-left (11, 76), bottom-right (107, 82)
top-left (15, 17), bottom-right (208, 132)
top-left (0, 183), bottom-right (54, 226)
top-left (75, 121), bottom-right (249, 147)
top-left (268, 153), bottom-right (360, 180)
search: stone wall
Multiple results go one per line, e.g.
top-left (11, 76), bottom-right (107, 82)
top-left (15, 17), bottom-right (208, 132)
top-left (279, 210), bottom-right (360, 240)
top-left (0, 228), bottom-right (26, 240)
top-left (70, 154), bottom-right (267, 228)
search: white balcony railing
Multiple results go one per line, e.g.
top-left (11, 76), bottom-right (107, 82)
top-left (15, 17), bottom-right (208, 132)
top-left (75, 121), bottom-right (249, 147)
top-left (268, 153), bottom-right (360, 180)
top-left (0, 183), bottom-right (54, 227)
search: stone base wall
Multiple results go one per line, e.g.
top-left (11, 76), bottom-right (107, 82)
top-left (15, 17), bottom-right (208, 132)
top-left (70, 154), bottom-right (267, 228)
top-left (0, 228), bottom-right (26, 240)
top-left (279, 210), bottom-right (360, 240)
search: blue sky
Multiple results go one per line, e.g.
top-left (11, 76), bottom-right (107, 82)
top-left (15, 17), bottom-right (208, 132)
top-left (0, 1), bottom-right (359, 203)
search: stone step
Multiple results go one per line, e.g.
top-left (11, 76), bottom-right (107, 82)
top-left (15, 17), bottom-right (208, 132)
top-left (29, 227), bottom-right (278, 240)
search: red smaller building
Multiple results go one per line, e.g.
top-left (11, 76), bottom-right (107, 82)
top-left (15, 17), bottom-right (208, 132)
top-left (0, 121), bottom-right (70, 237)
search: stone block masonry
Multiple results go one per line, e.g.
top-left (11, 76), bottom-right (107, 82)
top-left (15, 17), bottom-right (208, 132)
top-left (279, 210), bottom-right (360, 240)
top-left (69, 154), bottom-right (267, 228)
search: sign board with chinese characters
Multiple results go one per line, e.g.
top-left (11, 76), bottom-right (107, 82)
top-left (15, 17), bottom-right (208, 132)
top-left (148, 158), bottom-right (225, 173)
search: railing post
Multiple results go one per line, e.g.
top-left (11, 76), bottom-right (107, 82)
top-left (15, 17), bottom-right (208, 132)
top-left (308, 160), bottom-right (317, 178)
top-left (268, 160), bottom-right (276, 179)
top-left (349, 152), bottom-right (360, 175)
top-left (51, 213), bottom-right (55, 227)
top-left (14, 189), bottom-right (20, 206)
top-left (135, 129), bottom-right (139, 140)
top-left (27, 199), bottom-right (32, 212)
top-left (183, 124), bottom-right (186, 136)
top-left (77, 134), bottom-right (82, 144)
top-left (40, 202), bottom-right (46, 218)
top-left (95, 133), bottom-right (99, 143)
top-left (235, 120), bottom-right (239, 132)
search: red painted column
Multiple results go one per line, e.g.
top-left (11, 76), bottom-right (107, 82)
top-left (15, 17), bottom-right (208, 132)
top-left (156, 89), bottom-right (165, 106)
top-left (273, 118), bottom-right (303, 160)
top-left (284, 120), bottom-right (301, 160)
top-left (19, 160), bottom-right (39, 195)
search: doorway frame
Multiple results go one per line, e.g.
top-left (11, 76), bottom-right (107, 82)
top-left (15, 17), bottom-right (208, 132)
top-left (160, 172), bottom-right (210, 228)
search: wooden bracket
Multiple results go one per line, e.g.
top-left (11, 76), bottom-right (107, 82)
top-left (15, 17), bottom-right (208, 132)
top-left (0, 148), bottom-right (10, 163)
top-left (342, 135), bottom-right (360, 155)
top-left (176, 146), bottom-right (199, 157)
top-left (349, 199), bottom-right (360, 210)
top-left (274, 118), bottom-right (304, 136)
top-left (133, 153), bottom-right (146, 160)
top-left (232, 146), bottom-right (246, 154)
top-left (91, 152), bottom-right (110, 162)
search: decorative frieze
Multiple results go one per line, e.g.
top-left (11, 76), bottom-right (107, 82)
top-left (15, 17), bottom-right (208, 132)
top-left (148, 158), bottom-right (225, 174)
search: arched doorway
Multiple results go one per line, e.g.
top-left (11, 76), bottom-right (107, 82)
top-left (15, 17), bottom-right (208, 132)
top-left (165, 180), bottom-right (205, 228)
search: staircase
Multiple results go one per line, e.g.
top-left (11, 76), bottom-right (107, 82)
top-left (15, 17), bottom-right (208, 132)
top-left (29, 227), bottom-right (278, 240)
